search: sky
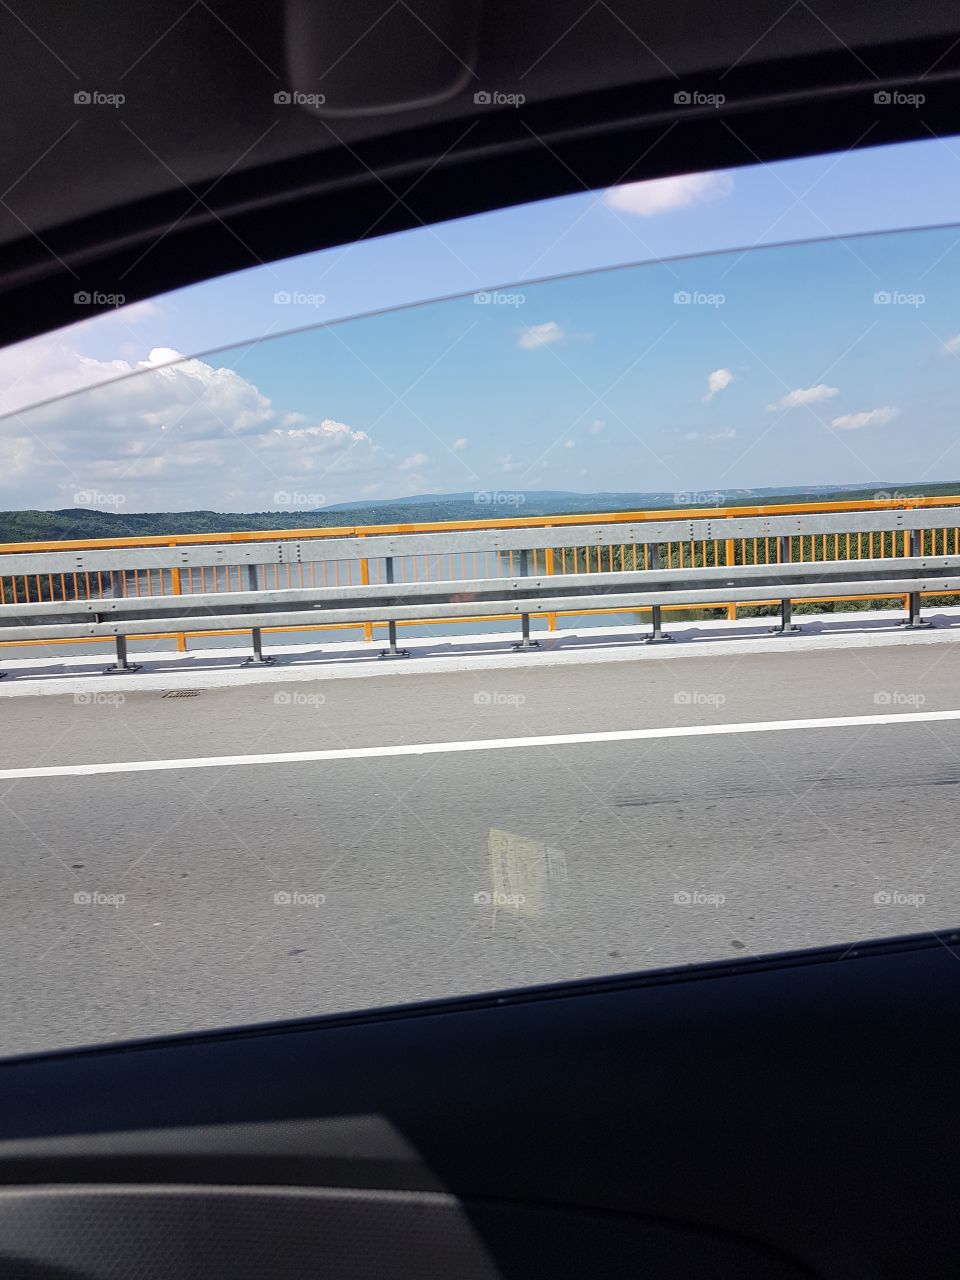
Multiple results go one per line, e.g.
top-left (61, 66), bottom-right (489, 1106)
top-left (3, 133), bottom-right (960, 512)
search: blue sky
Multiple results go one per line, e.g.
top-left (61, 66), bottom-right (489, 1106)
top-left (3, 134), bottom-right (960, 511)
top-left (79, 134), bottom-right (960, 359)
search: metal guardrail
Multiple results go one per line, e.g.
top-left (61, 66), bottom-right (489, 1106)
top-left (0, 504), bottom-right (957, 673)
top-left (0, 505), bottom-right (953, 574)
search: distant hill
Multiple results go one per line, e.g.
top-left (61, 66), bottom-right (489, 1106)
top-left (0, 480), bottom-right (957, 545)
top-left (318, 484), bottom-right (911, 515)
top-left (321, 490), bottom-right (586, 510)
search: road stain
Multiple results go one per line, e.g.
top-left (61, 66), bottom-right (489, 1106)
top-left (486, 827), bottom-right (568, 921)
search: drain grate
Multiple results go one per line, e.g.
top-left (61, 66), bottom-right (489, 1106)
top-left (162, 689), bottom-right (203, 698)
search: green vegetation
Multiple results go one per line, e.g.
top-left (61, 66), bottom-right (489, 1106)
top-left (1, 478), bottom-right (959, 546)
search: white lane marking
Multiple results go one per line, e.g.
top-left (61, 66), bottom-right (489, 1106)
top-left (1, 708), bottom-right (959, 781)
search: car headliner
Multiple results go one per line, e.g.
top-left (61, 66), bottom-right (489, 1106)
top-left (1, 0), bottom-right (957, 345)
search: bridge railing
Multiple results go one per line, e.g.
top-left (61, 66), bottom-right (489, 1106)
top-left (1, 496), bottom-right (960, 671)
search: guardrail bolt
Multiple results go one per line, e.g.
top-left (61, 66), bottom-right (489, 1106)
top-left (512, 548), bottom-right (541, 651)
top-left (900, 527), bottom-right (933, 629)
top-left (769, 536), bottom-right (801, 636)
top-left (379, 557), bottom-right (410, 658)
top-left (103, 635), bottom-right (141, 674)
top-left (644, 544), bottom-right (674, 645)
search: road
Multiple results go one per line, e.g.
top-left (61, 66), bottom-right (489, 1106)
top-left (1, 639), bottom-right (959, 1057)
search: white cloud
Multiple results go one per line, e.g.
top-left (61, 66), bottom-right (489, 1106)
top-left (0, 299), bottom-right (172, 418)
top-left (564, 439), bottom-right (575, 449)
top-left (518, 321), bottom-right (564, 350)
top-left (0, 335), bottom-right (137, 420)
top-left (1, 347), bottom-right (388, 510)
top-left (944, 335), bottom-right (960, 354)
top-left (604, 171), bottom-right (733, 217)
top-left (676, 426), bottom-right (735, 443)
top-left (703, 368), bottom-right (733, 402)
top-left (399, 451), bottom-right (429, 470)
top-left (453, 437), bottom-right (468, 450)
top-left (831, 406), bottom-right (899, 431)
top-left (589, 420), bottom-right (605, 434)
top-left (768, 384), bottom-right (839, 410)
top-left (500, 455), bottom-right (520, 472)
top-left (141, 347), bottom-right (183, 369)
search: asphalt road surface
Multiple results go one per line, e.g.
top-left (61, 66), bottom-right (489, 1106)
top-left (1, 640), bottom-right (959, 1057)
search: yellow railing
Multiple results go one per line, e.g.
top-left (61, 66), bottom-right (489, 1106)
top-left (2, 494), bottom-right (960, 650)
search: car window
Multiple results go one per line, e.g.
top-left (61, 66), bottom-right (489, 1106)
top-left (1, 158), bottom-right (959, 1056)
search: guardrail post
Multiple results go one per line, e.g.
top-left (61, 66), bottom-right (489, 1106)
top-left (379, 557), bottom-right (410, 658)
top-left (242, 564), bottom-right (276, 666)
top-left (544, 532), bottom-right (556, 632)
top-left (243, 628), bottom-right (275, 666)
top-left (900, 527), bottom-right (933, 629)
top-left (769, 535), bottom-right (800, 636)
top-left (512, 548), bottom-right (541, 652)
top-left (724, 538), bottom-right (737, 621)
top-left (359, 537), bottom-right (374, 643)
top-left (103, 635), bottom-right (140, 674)
top-left (0, 578), bottom-right (6, 674)
top-left (169, 542), bottom-right (186, 654)
top-left (644, 543), bottom-right (673, 645)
